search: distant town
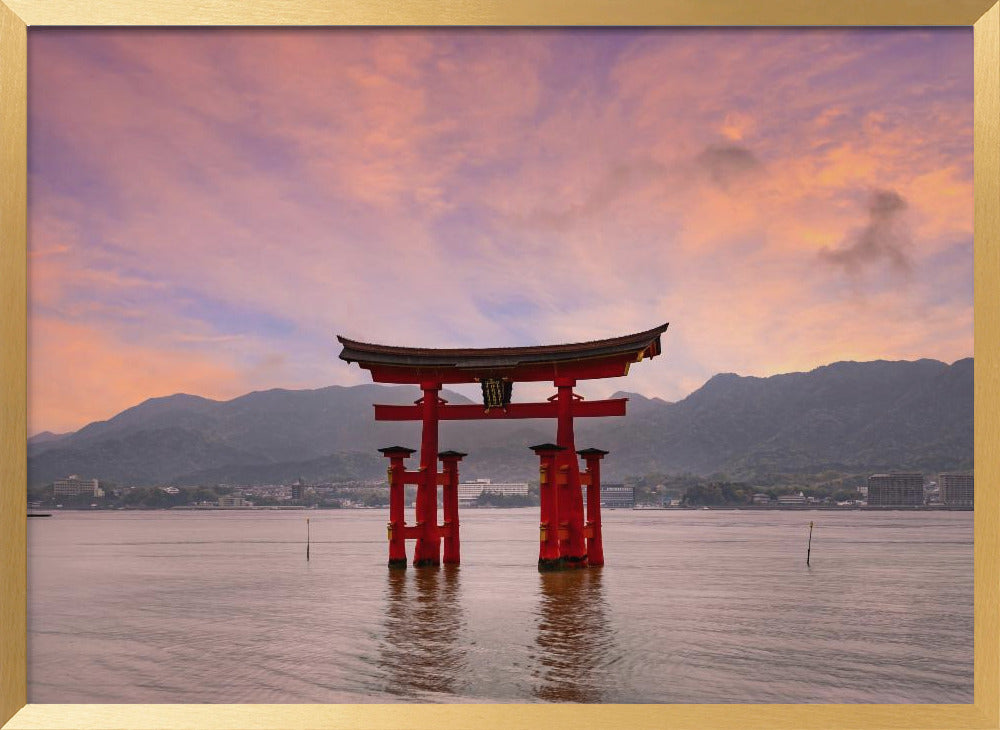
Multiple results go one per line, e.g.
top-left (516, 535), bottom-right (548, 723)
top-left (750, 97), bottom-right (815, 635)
top-left (27, 471), bottom-right (974, 512)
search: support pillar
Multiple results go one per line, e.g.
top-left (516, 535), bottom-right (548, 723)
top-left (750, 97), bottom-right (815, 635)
top-left (413, 382), bottom-right (442, 567)
top-left (439, 450), bottom-right (466, 565)
top-left (554, 378), bottom-right (587, 567)
top-left (531, 443), bottom-right (566, 571)
top-left (378, 446), bottom-right (416, 569)
top-left (578, 448), bottom-right (608, 567)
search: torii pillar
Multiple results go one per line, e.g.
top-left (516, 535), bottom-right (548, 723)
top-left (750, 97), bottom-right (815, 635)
top-left (553, 377), bottom-right (588, 567)
top-left (379, 445), bottom-right (415, 569)
top-left (531, 443), bottom-right (566, 570)
top-left (413, 381), bottom-right (443, 567)
top-left (578, 448), bottom-right (608, 566)
top-left (439, 450), bottom-right (466, 564)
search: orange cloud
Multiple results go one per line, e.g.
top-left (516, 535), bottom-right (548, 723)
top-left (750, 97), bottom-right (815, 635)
top-left (27, 29), bottom-right (973, 430)
top-left (28, 316), bottom-right (243, 434)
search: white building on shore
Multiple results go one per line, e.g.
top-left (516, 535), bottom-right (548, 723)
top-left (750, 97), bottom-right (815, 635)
top-left (458, 478), bottom-right (529, 505)
top-left (868, 473), bottom-right (924, 506)
top-left (939, 472), bottom-right (973, 507)
top-left (217, 494), bottom-right (252, 508)
top-left (777, 492), bottom-right (806, 505)
top-left (53, 475), bottom-right (101, 498)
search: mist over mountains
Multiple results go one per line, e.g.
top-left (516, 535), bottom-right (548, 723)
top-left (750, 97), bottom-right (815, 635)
top-left (27, 358), bottom-right (973, 487)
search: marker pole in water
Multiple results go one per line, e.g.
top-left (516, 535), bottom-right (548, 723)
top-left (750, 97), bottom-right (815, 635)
top-left (307, 517), bottom-right (311, 562)
top-left (806, 520), bottom-right (813, 566)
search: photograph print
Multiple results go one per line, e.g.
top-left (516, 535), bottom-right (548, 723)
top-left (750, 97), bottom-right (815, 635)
top-left (26, 27), bottom-right (973, 704)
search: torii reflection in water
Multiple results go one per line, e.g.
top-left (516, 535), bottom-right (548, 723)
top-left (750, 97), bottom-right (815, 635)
top-left (532, 568), bottom-right (618, 702)
top-left (375, 565), bottom-right (467, 699)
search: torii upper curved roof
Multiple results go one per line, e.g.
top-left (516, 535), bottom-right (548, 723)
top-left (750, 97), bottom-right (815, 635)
top-left (336, 323), bottom-right (668, 384)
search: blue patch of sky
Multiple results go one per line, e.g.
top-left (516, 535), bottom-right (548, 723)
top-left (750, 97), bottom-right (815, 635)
top-left (194, 119), bottom-right (304, 198)
top-left (472, 294), bottom-right (541, 324)
top-left (31, 29), bottom-right (141, 75)
top-left (804, 28), bottom-right (971, 102)
top-left (170, 287), bottom-right (299, 340)
top-left (28, 255), bottom-right (303, 349)
top-left (539, 28), bottom-right (641, 89)
top-left (27, 123), bottom-right (123, 213)
top-left (912, 238), bottom-right (973, 307)
top-left (529, 30), bottom-right (645, 129)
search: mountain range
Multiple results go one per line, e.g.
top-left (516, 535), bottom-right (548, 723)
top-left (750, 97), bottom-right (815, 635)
top-left (27, 357), bottom-right (973, 486)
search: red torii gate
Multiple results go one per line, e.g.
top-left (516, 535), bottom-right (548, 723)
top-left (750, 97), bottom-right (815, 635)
top-left (337, 323), bottom-right (668, 571)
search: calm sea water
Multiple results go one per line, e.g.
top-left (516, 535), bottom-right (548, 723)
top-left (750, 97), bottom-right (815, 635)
top-left (27, 509), bottom-right (972, 704)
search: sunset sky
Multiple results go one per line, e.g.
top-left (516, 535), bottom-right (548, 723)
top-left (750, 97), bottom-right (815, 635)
top-left (28, 28), bottom-right (973, 435)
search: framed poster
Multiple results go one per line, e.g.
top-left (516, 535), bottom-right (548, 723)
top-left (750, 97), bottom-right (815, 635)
top-left (1, 1), bottom-right (997, 729)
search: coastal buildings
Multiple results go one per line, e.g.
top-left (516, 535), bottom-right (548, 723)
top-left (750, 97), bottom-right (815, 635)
top-left (598, 484), bottom-right (635, 508)
top-left (217, 494), bottom-right (251, 508)
top-left (868, 473), bottom-right (924, 506)
top-left (52, 475), bottom-right (101, 498)
top-left (458, 478), bottom-right (529, 505)
top-left (777, 492), bottom-right (806, 505)
top-left (577, 483), bottom-right (635, 508)
top-left (939, 473), bottom-right (974, 508)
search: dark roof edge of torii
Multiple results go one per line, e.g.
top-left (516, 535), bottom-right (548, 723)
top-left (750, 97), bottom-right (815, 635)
top-left (336, 323), bottom-right (668, 370)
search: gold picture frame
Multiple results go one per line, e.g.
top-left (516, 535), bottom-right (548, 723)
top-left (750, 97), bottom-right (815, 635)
top-left (1, 1), bottom-right (997, 728)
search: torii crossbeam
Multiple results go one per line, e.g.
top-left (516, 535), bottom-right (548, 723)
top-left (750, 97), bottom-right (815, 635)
top-left (337, 323), bottom-right (668, 571)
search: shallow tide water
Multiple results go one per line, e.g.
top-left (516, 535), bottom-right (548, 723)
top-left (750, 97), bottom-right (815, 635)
top-left (27, 509), bottom-right (972, 703)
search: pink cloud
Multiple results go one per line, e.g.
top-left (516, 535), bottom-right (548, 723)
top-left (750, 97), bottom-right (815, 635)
top-left (27, 28), bottom-right (972, 431)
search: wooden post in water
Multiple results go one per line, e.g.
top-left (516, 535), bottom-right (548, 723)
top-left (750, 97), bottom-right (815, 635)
top-left (413, 383), bottom-right (443, 567)
top-left (378, 446), bottom-right (416, 568)
top-left (806, 520), bottom-right (813, 566)
top-left (531, 443), bottom-right (567, 571)
top-left (578, 448), bottom-right (609, 566)
top-left (307, 517), bottom-right (311, 562)
top-left (439, 450), bottom-right (467, 565)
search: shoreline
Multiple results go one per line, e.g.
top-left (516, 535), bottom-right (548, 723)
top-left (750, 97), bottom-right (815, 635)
top-left (32, 504), bottom-right (974, 512)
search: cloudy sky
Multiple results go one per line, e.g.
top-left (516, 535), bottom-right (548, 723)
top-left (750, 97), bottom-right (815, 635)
top-left (28, 28), bottom-right (973, 435)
